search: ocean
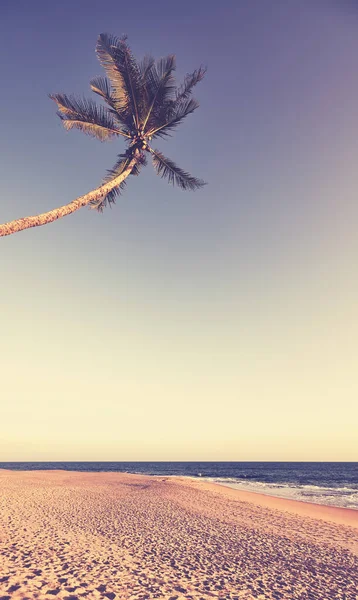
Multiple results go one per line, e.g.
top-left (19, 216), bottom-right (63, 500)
top-left (1, 461), bottom-right (357, 510)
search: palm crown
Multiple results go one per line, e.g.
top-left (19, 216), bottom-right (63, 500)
top-left (49, 34), bottom-right (206, 211)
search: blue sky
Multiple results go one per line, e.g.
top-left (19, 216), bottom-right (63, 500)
top-left (1, 0), bottom-right (357, 460)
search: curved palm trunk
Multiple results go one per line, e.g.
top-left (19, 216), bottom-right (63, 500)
top-left (0, 159), bottom-right (137, 238)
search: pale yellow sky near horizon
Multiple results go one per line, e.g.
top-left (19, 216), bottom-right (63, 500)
top-left (1, 223), bottom-right (357, 461)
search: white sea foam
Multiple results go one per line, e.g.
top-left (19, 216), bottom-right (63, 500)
top-left (202, 477), bottom-right (358, 510)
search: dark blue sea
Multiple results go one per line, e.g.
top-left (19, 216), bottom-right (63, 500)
top-left (1, 462), bottom-right (357, 509)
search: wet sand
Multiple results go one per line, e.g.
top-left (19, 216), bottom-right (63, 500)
top-left (0, 469), bottom-right (357, 599)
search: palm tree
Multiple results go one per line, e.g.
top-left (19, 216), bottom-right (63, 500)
top-left (0, 34), bottom-right (206, 237)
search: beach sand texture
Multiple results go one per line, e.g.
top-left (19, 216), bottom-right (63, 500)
top-left (0, 470), bottom-right (357, 600)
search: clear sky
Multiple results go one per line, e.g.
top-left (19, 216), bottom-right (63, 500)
top-left (0, 0), bottom-right (357, 461)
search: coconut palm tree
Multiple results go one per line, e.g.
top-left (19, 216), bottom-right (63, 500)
top-left (0, 34), bottom-right (206, 237)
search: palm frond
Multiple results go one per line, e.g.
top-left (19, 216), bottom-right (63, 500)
top-left (151, 149), bottom-right (205, 190)
top-left (148, 97), bottom-right (199, 139)
top-left (117, 36), bottom-right (143, 127)
top-left (138, 55), bottom-right (155, 84)
top-left (90, 76), bottom-right (132, 131)
top-left (142, 55), bottom-right (176, 131)
top-left (91, 150), bottom-right (147, 211)
top-left (138, 55), bottom-right (155, 114)
top-left (174, 66), bottom-right (206, 103)
top-left (90, 76), bottom-right (113, 103)
top-left (97, 34), bottom-right (143, 129)
top-left (49, 93), bottom-right (129, 140)
top-left (96, 34), bottom-right (130, 110)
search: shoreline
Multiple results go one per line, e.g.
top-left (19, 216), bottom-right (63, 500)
top-left (174, 475), bottom-right (358, 529)
top-left (1, 467), bottom-right (357, 526)
top-left (1, 467), bottom-right (358, 528)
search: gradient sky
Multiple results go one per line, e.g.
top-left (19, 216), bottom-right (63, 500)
top-left (0, 0), bottom-right (357, 461)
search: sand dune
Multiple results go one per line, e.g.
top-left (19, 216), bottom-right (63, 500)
top-left (0, 470), bottom-right (357, 599)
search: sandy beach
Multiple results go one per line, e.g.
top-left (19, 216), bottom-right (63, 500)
top-left (0, 470), bottom-right (357, 599)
